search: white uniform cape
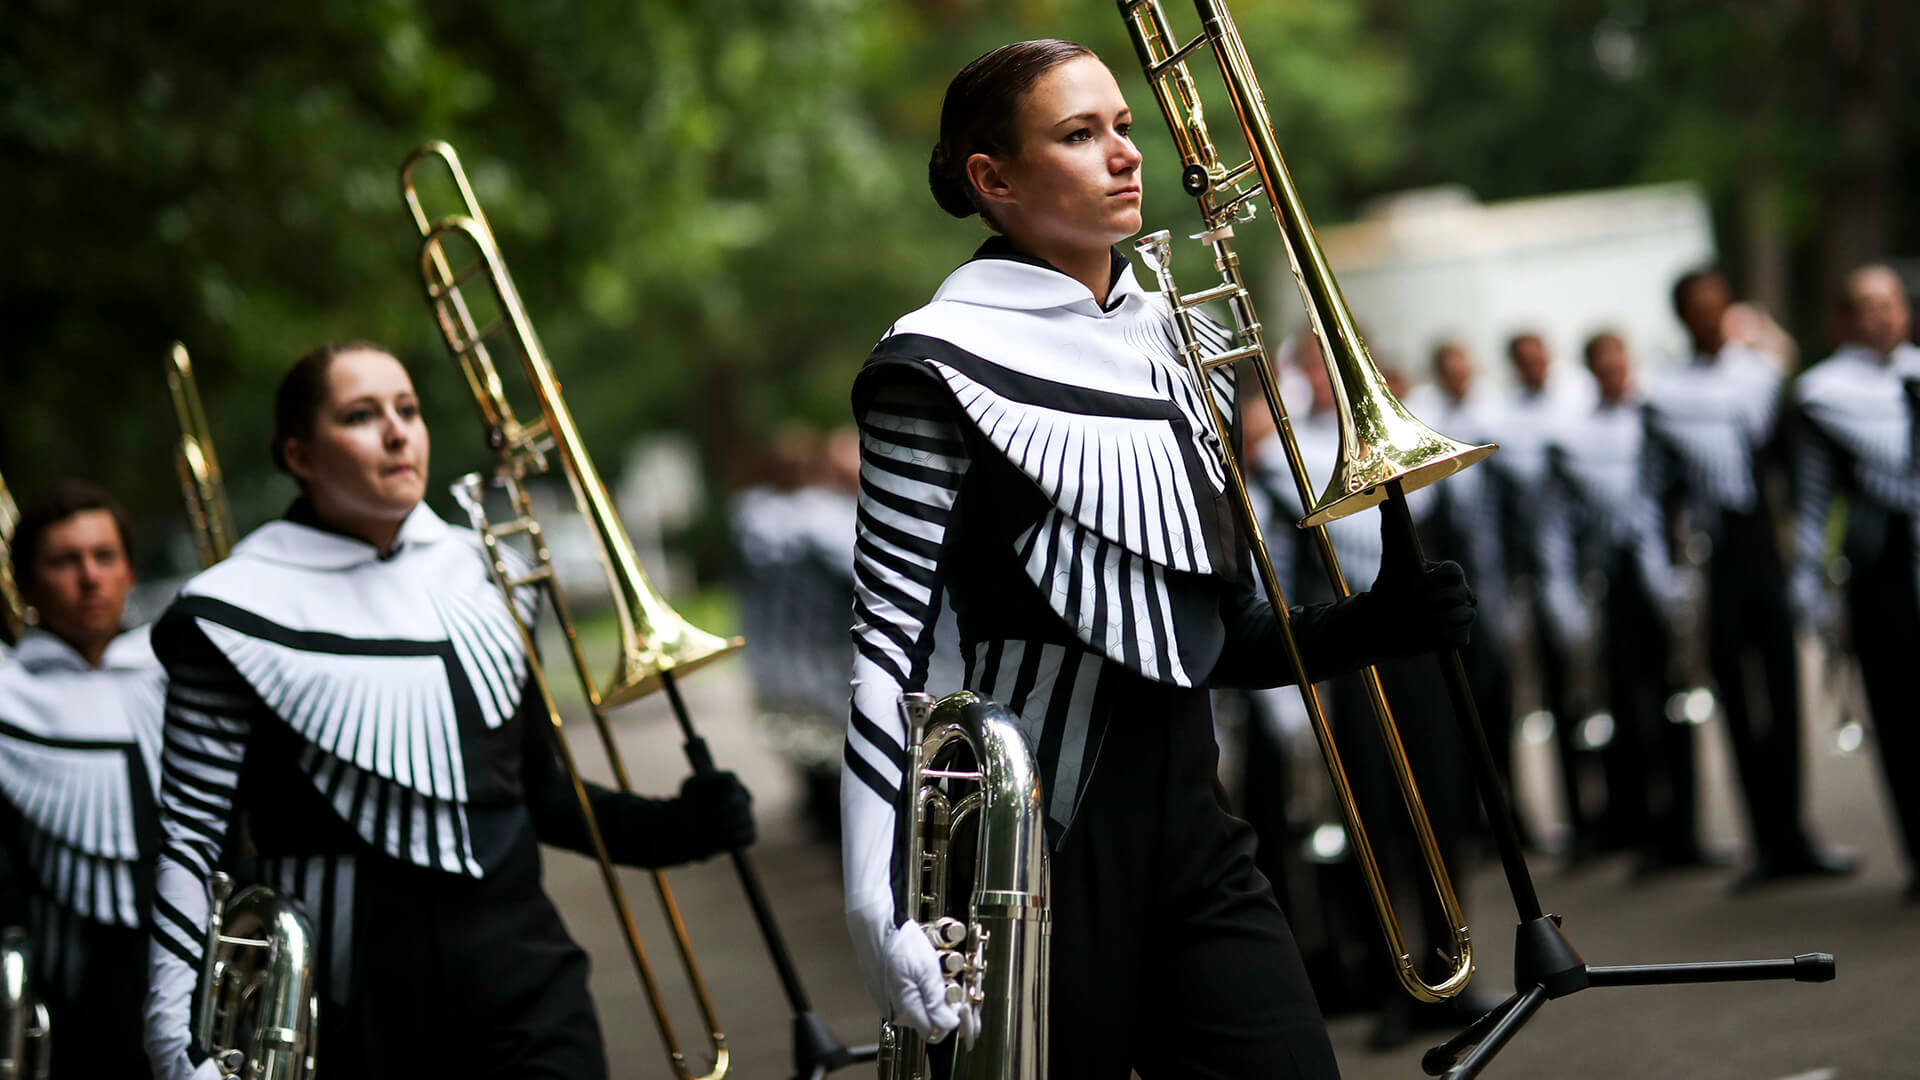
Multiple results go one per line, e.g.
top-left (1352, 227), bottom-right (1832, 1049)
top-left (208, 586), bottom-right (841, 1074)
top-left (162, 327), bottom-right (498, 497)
top-left (862, 248), bottom-right (1239, 686)
top-left (169, 502), bottom-right (535, 876)
top-left (0, 626), bottom-right (164, 927)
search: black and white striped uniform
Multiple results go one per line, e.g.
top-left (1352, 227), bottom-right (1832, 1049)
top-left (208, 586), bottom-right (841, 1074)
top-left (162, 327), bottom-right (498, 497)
top-left (1483, 383), bottom-right (1602, 846)
top-left (0, 626), bottom-right (163, 1079)
top-left (144, 501), bottom-right (709, 1080)
top-left (1540, 398), bottom-right (1695, 854)
top-left (1644, 343), bottom-right (1814, 863)
top-left (1790, 343), bottom-right (1920, 873)
top-left (844, 239), bottom-right (1368, 1079)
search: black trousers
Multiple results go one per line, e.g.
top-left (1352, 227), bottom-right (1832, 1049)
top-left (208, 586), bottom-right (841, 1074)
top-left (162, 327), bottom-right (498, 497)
top-left (40, 920), bottom-right (149, 1080)
top-left (320, 838), bottom-right (606, 1079)
top-left (1602, 549), bottom-right (1696, 852)
top-left (1049, 672), bottom-right (1341, 1080)
top-left (1528, 584), bottom-right (1598, 844)
top-left (1705, 510), bottom-right (1810, 859)
top-left (1848, 514), bottom-right (1920, 875)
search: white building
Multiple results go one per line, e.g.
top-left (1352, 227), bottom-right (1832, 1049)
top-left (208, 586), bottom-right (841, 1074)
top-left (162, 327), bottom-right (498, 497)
top-left (1277, 182), bottom-right (1717, 397)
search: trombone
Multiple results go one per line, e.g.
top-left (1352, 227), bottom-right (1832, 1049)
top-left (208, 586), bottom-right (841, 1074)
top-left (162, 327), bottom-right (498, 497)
top-left (1120, 0), bottom-right (1497, 1001)
top-left (0, 468), bottom-right (23, 645)
top-left (401, 141), bottom-right (871, 1080)
top-left (168, 343), bottom-right (238, 566)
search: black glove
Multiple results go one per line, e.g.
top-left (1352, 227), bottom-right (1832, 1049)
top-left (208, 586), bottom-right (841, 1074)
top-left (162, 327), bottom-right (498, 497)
top-left (670, 770), bottom-right (757, 861)
top-left (1359, 508), bottom-right (1476, 656)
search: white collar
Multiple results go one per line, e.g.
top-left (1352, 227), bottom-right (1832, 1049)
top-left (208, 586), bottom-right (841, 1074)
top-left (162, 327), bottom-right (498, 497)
top-left (230, 501), bottom-right (453, 571)
top-left (10, 626), bottom-right (154, 674)
top-left (928, 244), bottom-right (1147, 320)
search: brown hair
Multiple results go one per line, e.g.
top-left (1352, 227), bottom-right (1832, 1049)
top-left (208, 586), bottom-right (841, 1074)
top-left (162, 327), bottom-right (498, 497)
top-left (928, 39), bottom-right (1095, 228)
top-left (11, 480), bottom-right (133, 591)
top-left (270, 341), bottom-right (395, 476)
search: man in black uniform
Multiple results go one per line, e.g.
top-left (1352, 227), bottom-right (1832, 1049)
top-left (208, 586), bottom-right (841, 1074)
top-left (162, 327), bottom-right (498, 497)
top-left (1789, 263), bottom-right (1920, 898)
top-left (1540, 334), bottom-right (1712, 875)
top-left (1647, 269), bottom-right (1856, 888)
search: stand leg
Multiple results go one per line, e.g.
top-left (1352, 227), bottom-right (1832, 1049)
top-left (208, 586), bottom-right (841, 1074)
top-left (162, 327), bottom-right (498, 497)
top-left (1444, 985), bottom-right (1549, 1080)
top-left (1422, 991), bottom-right (1521, 1076)
top-left (1586, 953), bottom-right (1835, 987)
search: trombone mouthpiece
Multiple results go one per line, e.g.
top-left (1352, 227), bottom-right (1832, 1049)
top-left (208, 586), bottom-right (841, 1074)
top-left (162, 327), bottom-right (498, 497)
top-left (1133, 230), bottom-right (1174, 271)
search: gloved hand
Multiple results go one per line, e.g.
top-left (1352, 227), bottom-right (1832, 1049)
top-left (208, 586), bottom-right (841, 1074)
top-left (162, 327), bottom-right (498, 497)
top-left (1357, 510), bottom-right (1476, 657)
top-left (673, 770), bottom-right (756, 859)
top-left (882, 922), bottom-right (980, 1046)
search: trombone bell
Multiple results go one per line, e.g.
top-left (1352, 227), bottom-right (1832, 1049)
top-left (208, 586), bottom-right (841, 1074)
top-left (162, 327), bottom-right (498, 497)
top-left (1306, 362), bottom-right (1496, 527)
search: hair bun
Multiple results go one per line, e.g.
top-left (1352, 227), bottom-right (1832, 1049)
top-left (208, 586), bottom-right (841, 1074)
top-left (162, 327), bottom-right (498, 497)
top-left (927, 143), bottom-right (977, 220)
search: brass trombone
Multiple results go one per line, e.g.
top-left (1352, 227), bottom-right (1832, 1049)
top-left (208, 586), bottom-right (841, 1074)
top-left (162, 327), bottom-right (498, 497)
top-left (167, 343), bottom-right (238, 566)
top-left (1120, 0), bottom-right (1496, 1001)
top-left (0, 468), bottom-right (23, 645)
top-left (400, 141), bottom-right (782, 1080)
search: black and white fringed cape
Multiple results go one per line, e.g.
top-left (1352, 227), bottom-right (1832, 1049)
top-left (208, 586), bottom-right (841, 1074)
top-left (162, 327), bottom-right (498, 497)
top-left (0, 627), bottom-right (163, 994)
top-left (1789, 343), bottom-right (1920, 620)
top-left (145, 502), bottom-right (536, 1079)
top-left (841, 240), bottom-right (1246, 988)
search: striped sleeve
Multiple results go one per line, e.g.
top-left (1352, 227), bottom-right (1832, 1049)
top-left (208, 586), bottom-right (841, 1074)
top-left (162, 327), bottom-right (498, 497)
top-left (841, 369), bottom-right (970, 1010)
top-left (145, 610), bottom-right (254, 1080)
top-left (1788, 399), bottom-right (1839, 632)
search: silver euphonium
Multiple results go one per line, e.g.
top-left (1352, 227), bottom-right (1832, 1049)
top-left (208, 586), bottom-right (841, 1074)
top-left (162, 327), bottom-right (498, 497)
top-left (879, 692), bottom-right (1049, 1080)
top-left (195, 873), bottom-right (319, 1080)
top-left (1, 927), bottom-right (50, 1080)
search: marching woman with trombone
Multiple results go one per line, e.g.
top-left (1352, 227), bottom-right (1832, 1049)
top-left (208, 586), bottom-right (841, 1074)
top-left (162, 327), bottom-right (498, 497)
top-left (842, 41), bottom-right (1476, 1078)
top-left (144, 343), bottom-right (755, 1080)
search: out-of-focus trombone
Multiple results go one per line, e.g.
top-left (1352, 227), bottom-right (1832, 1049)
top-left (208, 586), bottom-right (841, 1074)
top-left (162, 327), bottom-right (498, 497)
top-left (167, 343), bottom-right (239, 566)
top-left (1, 468), bottom-right (25, 646)
top-left (399, 141), bottom-right (872, 1080)
top-left (1120, 0), bottom-right (1497, 1001)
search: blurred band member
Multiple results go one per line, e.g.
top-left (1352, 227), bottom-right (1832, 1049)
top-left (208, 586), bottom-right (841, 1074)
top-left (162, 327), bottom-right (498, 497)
top-left (144, 343), bottom-right (755, 1080)
top-left (1646, 268), bottom-right (1854, 888)
top-left (1539, 334), bottom-right (1708, 876)
top-left (1405, 343), bottom-right (1516, 796)
top-left (1789, 264), bottom-right (1920, 898)
top-left (1485, 332), bottom-right (1602, 856)
top-left (0, 481), bottom-right (163, 1080)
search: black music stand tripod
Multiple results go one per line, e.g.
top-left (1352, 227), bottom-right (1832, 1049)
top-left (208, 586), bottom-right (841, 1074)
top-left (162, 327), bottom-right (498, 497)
top-left (1378, 483), bottom-right (1835, 1080)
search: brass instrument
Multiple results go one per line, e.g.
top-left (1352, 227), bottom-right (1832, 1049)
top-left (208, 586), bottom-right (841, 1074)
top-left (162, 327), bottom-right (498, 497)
top-left (1, 468), bottom-right (25, 645)
top-left (879, 692), bottom-right (1049, 1080)
top-left (168, 343), bottom-right (238, 566)
top-left (167, 346), bottom-right (321, 1079)
top-left (1, 927), bottom-right (51, 1080)
top-left (1121, 0), bottom-right (1497, 1000)
top-left (400, 141), bottom-right (741, 1080)
top-left (196, 874), bottom-right (319, 1080)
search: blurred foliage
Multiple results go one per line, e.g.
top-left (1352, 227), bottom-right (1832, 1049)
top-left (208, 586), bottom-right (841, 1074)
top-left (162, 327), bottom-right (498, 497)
top-left (3, 0), bottom-right (1914, 581)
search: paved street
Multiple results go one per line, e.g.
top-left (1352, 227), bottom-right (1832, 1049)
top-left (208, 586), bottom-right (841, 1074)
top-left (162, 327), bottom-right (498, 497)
top-left (544, 657), bottom-right (1918, 1080)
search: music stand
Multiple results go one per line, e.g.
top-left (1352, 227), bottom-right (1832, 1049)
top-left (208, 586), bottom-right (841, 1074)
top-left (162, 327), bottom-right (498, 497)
top-left (1380, 482), bottom-right (1835, 1080)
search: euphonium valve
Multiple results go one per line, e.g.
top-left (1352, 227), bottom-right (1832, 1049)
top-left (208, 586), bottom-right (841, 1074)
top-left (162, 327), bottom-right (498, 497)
top-left (196, 873), bottom-right (320, 1080)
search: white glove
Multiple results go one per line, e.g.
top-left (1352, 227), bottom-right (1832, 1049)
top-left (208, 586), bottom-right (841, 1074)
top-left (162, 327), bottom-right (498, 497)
top-left (884, 922), bottom-right (962, 1043)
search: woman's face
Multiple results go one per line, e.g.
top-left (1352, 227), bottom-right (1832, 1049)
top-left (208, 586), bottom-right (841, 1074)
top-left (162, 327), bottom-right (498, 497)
top-left (975, 55), bottom-right (1144, 257)
top-left (285, 349), bottom-right (430, 527)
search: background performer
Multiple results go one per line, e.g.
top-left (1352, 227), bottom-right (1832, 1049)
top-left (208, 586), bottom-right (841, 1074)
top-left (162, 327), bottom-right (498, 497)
top-left (1790, 264), bottom-right (1920, 899)
top-left (143, 343), bottom-right (755, 1080)
top-left (0, 481), bottom-right (162, 1080)
top-left (840, 40), bottom-right (1476, 1079)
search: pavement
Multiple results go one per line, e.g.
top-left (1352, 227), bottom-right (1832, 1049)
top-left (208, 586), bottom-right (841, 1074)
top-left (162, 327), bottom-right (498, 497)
top-left (542, 653), bottom-right (1919, 1080)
